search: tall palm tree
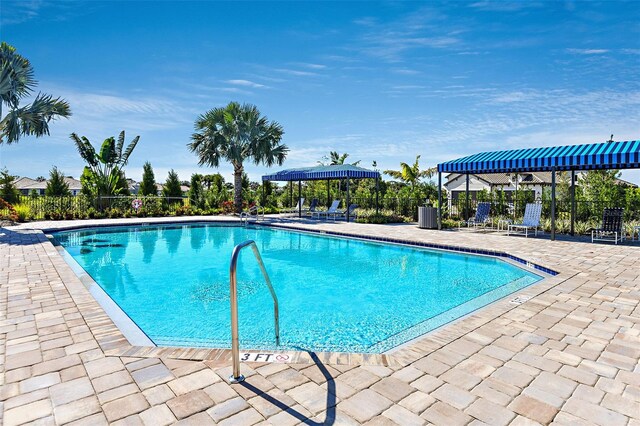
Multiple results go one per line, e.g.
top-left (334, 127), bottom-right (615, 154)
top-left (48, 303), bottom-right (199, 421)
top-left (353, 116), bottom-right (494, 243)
top-left (0, 42), bottom-right (71, 144)
top-left (189, 102), bottom-right (287, 213)
top-left (384, 155), bottom-right (436, 188)
top-left (70, 131), bottom-right (139, 198)
top-left (318, 151), bottom-right (361, 166)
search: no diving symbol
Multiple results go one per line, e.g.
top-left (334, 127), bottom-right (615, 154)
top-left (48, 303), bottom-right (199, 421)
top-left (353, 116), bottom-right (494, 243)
top-left (275, 354), bottom-right (289, 362)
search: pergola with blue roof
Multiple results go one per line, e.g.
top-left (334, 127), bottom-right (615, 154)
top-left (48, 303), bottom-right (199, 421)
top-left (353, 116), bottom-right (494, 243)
top-left (262, 164), bottom-right (382, 222)
top-left (436, 139), bottom-right (640, 240)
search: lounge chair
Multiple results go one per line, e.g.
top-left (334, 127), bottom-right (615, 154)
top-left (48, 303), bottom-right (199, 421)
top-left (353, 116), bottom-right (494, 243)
top-left (282, 198), bottom-right (305, 216)
top-left (331, 204), bottom-right (358, 221)
top-left (507, 203), bottom-right (542, 237)
top-left (592, 208), bottom-right (625, 244)
top-left (303, 198), bottom-right (319, 216)
top-left (459, 202), bottom-right (492, 230)
top-left (312, 200), bottom-right (340, 220)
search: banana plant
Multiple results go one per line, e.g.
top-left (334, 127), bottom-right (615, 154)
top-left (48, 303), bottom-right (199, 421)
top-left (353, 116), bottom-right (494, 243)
top-left (70, 130), bottom-right (139, 198)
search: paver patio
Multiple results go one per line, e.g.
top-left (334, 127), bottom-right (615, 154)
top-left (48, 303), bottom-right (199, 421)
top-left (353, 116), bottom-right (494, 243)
top-left (1, 216), bottom-right (639, 425)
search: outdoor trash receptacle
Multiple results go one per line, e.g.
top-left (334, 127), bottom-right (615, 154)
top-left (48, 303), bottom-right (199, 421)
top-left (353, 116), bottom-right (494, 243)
top-left (418, 206), bottom-right (437, 229)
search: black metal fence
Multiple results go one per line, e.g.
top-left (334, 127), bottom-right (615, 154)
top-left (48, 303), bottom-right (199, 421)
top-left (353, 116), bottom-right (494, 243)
top-left (4, 195), bottom-right (189, 220)
top-left (449, 197), bottom-right (640, 223)
top-left (3, 194), bottom-right (639, 229)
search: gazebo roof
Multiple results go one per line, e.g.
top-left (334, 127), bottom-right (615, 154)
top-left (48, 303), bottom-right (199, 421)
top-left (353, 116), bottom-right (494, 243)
top-left (262, 164), bottom-right (380, 182)
top-left (437, 140), bottom-right (640, 174)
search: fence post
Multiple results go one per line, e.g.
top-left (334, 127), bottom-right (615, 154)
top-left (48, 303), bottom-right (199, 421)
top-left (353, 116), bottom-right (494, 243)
top-left (465, 174), bottom-right (470, 221)
top-left (551, 168), bottom-right (556, 241)
top-left (570, 170), bottom-right (576, 236)
top-left (437, 171), bottom-right (442, 230)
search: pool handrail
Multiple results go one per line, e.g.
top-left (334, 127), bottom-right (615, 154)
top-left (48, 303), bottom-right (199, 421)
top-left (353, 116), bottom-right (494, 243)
top-left (229, 240), bottom-right (280, 383)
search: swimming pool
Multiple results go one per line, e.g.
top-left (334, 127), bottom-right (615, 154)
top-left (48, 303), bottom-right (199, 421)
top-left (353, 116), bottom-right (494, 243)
top-left (53, 223), bottom-right (543, 353)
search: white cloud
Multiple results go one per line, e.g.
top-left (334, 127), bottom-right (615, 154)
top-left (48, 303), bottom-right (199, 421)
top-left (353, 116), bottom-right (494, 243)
top-left (225, 79), bottom-right (267, 88)
top-left (293, 63), bottom-right (327, 70)
top-left (469, 1), bottom-right (544, 12)
top-left (567, 48), bottom-right (609, 55)
top-left (350, 6), bottom-right (463, 62)
top-left (274, 68), bottom-right (321, 77)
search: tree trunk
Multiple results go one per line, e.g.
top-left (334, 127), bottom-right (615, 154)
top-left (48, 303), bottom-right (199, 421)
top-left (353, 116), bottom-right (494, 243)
top-left (234, 165), bottom-right (243, 213)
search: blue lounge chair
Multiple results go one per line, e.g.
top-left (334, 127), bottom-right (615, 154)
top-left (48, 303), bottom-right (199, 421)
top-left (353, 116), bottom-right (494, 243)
top-left (508, 203), bottom-right (542, 237)
top-left (459, 202), bottom-right (491, 230)
top-left (304, 198), bottom-right (319, 216)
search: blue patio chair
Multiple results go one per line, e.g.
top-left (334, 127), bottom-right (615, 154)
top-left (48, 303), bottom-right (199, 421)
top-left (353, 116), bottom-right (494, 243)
top-left (507, 203), bottom-right (542, 237)
top-left (459, 202), bottom-right (492, 230)
top-left (303, 198), bottom-right (319, 216)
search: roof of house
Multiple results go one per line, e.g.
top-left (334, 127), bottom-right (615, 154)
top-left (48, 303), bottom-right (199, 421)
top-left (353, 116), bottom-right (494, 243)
top-left (445, 172), bottom-right (555, 187)
top-left (15, 176), bottom-right (82, 191)
top-left (15, 177), bottom-right (44, 190)
top-left (445, 171), bottom-right (637, 189)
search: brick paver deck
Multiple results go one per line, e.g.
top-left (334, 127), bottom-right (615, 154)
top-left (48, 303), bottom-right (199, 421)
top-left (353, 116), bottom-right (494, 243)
top-left (1, 216), bottom-right (639, 425)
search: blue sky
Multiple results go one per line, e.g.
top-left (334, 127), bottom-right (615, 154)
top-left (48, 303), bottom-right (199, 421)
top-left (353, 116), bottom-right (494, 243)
top-left (1, 0), bottom-right (639, 184)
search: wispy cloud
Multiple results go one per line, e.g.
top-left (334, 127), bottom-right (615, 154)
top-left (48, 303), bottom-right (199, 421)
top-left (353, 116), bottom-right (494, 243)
top-left (390, 68), bottom-right (421, 75)
top-left (469, 1), bottom-right (544, 12)
top-left (293, 63), bottom-right (328, 70)
top-left (225, 79), bottom-right (267, 89)
top-left (351, 7), bottom-right (464, 62)
top-left (274, 68), bottom-right (321, 77)
top-left (567, 48), bottom-right (609, 55)
top-left (353, 17), bottom-right (377, 27)
top-left (42, 84), bottom-right (197, 135)
top-left (1, 0), bottom-right (103, 25)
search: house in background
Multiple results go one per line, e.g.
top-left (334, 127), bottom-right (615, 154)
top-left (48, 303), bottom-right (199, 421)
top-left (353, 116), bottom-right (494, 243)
top-left (15, 176), bottom-right (83, 196)
top-left (444, 172), bottom-right (553, 204)
top-left (444, 172), bottom-right (637, 210)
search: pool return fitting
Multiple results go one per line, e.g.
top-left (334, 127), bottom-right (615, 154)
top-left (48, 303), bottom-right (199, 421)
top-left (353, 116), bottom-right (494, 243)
top-left (229, 240), bottom-right (280, 383)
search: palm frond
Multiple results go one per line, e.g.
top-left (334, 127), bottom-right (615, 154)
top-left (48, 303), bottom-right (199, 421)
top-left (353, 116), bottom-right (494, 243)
top-left (0, 42), bottom-right (37, 106)
top-left (384, 169), bottom-right (404, 180)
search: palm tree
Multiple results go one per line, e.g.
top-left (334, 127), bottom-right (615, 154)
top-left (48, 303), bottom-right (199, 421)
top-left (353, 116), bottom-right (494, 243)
top-left (384, 155), bottom-right (436, 189)
top-left (189, 102), bottom-right (287, 213)
top-left (318, 151), bottom-right (361, 166)
top-left (70, 130), bottom-right (140, 199)
top-left (0, 42), bottom-right (71, 144)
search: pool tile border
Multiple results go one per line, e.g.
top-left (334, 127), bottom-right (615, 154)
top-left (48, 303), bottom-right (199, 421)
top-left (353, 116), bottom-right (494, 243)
top-left (255, 222), bottom-right (559, 276)
top-left (41, 217), bottom-right (570, 368)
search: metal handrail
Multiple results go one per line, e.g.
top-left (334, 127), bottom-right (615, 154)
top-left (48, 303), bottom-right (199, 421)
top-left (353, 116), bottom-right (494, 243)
top-left (240, 206), bottom-right (265, 225)
top-left (229, 240), bottom-right (280, 383)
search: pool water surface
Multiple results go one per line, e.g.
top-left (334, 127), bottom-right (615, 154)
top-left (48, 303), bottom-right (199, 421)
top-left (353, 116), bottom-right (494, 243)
top-left (53, 223), bottom-right (542, 353)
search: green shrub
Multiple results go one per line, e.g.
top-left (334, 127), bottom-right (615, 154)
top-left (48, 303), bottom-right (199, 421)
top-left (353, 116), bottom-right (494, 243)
top-left (13, 204), bottom-right (32, 222)
top-left (441, 218), bottom-right (461, 229)
top-left (355, 208), bottom-right (409, 224)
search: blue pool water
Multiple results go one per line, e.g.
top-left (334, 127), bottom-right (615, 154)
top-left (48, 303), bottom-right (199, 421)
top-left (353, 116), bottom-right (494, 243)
top-left (53, 223), bottom-right (542, 353)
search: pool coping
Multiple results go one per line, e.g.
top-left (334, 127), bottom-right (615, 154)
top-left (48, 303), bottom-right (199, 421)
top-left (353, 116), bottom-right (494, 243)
top-left (40, 217), bottom-right (573, 368)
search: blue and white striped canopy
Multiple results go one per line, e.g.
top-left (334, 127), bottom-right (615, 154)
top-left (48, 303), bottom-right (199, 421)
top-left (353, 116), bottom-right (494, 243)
top-left (437, 140), bottom-right (640, 174)
top-left (262, 164), bottom-right (380, 181)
